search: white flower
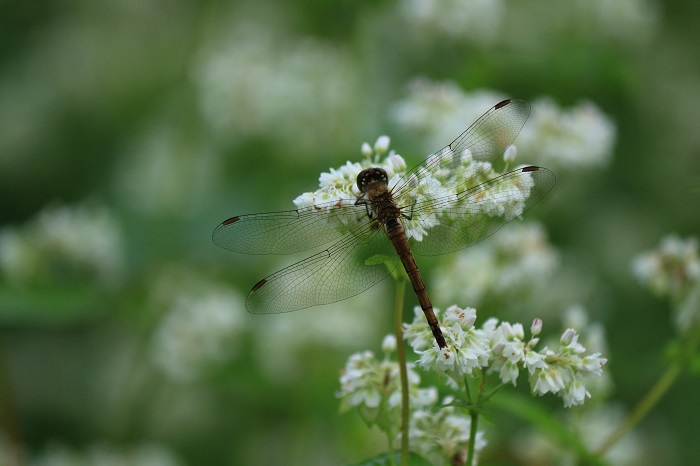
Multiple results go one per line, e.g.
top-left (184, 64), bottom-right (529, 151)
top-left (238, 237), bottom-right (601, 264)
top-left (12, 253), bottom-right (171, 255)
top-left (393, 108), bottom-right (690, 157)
top-left (406, 307), bottom-right (607, 407)
top-left (192, 20), bottom-right (360, 156)
top-left (405, 306), bottom-right (491, 386)
top-left (433, 222), bottom-right (559, 308)
top-left (409, 404), bottom-right (487, 466)
top-left (390, 80), bottom-right (616, 172)
top-left (293, 132), bottom-right (537, 246)
top-left (516, 98), bottom-right (616, 170)
top-left (503, 144), bottom-right (518, 164)
top-left (374, 135), bottom-right (391, 154)
top-left (31, 442), bottom-right (184, 466)
top-left (149, 270), bottom-right (246, 381)
top-left (531, 318), bottom-right (543, 336)
top-left (632, 235), bottom-right (700, 332)
top-left (0, 201), bottom-right (124, 286)
top-left (399, 0), bottom-right (505, 45)
top-left (337, 347), bottom-right (435, 431)
top-left (382, 334), bottom-right (397, 354)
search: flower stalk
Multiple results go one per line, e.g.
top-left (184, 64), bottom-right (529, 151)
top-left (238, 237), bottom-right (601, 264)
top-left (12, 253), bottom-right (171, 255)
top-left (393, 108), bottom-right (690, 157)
top-left (393, 276), bottom-right (409, 466)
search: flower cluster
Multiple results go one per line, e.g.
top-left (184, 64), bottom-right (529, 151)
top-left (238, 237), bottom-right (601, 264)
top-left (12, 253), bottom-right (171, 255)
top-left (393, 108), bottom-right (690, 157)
top-left (293, 134), bottom-right (537, 244)
top-left (0, 201), bottom-right (124, 287)
top-left (390, 79), bottom-right (615, 172)
top-left (410, 402), bottom-right (487, 466)
top-left (404, 306), bottom-right (607, 407)
top-left (632, 235), bottom-right (700, 331)
top-left (432, 222), bottom-right (559, 308)
top-left (398, 0), bottom-right (505, 45)
top-left (337, 336), bottom-right (485, 463)
top-left (29, 442), bottom-right (184, 466)
top-left (337, 335), bottom-right (437, 433)
top-left (192, 19), bottom-right (360, 156)
top-left (149, 270), bottom-right (246, 381)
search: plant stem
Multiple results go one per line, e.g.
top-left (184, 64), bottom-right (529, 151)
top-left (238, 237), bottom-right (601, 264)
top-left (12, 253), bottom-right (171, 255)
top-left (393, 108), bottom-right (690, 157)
top-left (467, 407), bottom-right (479, 466)
top-left (464, 375), bottom-right (480, 466)
top-left (394, 277), bottom-right (409, 466)
top-left (597, 325), bottom-right (700, 456)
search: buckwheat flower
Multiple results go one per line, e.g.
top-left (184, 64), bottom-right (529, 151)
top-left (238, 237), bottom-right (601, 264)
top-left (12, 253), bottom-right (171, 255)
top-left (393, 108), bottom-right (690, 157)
top-left (390, 81), bottom-right (507, 156)
top-left (382, 334), bottom-right (397, 353)
top-left (32, 442), bottom-right (185, 466)
top-left (516, 98), bottom-right (616, 170)
top-left (632, 235), bottom-right (700, 331)
top-left (193, 20), bottom-right (360, 156)
top-left (374, 135), bottom-right (391, 155)
top-left (399, 0), bottom-right (505, 45)
top-left (391, 80), bottom-right (616, 172)
top-left (632, 235), bottom-right (699, 296)
top-left (531, 318), bottom-right (543, 336)
top-left (503, 144), bottom-right (517, 164)
top-left (407, 308), bottom-right (606, 407)
top-left (338, 347), bottom-right (437, 432)
top-left (527, 328), bottom-right (607, 407)
top-left (409, 404), bottom-right (487, 466)
top-left (433, 222), bottom-right (558, 308)
top-left (0, 201), bottom-right (124, 287)
top-left (149, 271), bottom-right (245, 381)
top-left (486, 318), bottom-right (546, 385)
top-left (404, 306), bottom-right (491, 385)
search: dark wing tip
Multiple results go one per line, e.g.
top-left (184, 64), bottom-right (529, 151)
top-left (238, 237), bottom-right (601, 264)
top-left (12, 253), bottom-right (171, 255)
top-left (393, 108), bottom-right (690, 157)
top-left (222, 216), bottom-right (240, 225)
top-left (521, 165), bottom-right (540, 172)
top-left (251, 278), bottom-right (267, 292)
top-left (494, 99), bottom-right (512, 109)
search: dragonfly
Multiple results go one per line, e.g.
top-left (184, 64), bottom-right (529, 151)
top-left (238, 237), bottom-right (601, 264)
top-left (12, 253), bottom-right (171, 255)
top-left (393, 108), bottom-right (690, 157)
top-left (213, 99), bottom-right (556, 349)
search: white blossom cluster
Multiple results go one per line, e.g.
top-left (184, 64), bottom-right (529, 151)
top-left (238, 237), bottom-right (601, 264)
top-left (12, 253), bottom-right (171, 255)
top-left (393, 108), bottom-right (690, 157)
top-left (149, 270), bottom-right (245, 381)
top-left (337, 335), bottom-right (437, 432)
top-left (192, 20), bottom-right (359, 155)
top-left (0, 202), bottom-right (124, 287)
top-left (410, 402), bottom-right (487, 466)
top-left (632, 235), bottom-right (700, 332)
top-left (337, 336), bottom-right (485, 464)
top-left (433, 222), bottom-right (559, 307)
top-left (399, 0), bottom-right (505, 44)
top-left (29, 442), bottom-right (184, 466)
top-left (403, 306), bottom-right (607, 407)
top-left (293, 134), bottom-right (536, 243)
top-left (516, 98), bottom-right (616, 170)
top-left (390, 79), bottom-right (616, 171)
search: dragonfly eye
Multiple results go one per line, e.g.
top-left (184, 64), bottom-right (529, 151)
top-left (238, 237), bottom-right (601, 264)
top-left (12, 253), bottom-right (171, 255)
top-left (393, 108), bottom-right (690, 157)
top-left (357, 168), bottom-right (389, 192)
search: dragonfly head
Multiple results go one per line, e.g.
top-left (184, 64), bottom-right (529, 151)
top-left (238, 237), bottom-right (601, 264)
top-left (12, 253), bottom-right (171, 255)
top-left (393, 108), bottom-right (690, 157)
top-left (357, 167), bottom-right (389, 193)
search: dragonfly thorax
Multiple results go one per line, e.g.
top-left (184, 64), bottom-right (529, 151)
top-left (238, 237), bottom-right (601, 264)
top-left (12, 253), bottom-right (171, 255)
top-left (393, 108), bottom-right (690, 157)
top-left (357, 167), bottom-right (389, 193)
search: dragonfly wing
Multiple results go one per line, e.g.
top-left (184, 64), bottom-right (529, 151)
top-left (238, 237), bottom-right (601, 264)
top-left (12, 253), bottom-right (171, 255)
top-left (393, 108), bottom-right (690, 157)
top-left (392, 99), bottom-right (531, 196)
top-left (409, 166), bottom-right (556, 256)
top-left (246, 225), bottom-right (397, 313)
top-left (212, 198), bottom-right (368, 255)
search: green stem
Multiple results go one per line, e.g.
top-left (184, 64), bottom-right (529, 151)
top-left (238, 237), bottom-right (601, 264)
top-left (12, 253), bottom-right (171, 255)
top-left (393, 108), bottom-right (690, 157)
top-left (597, 325), bottom-right (700, 456)
top-left (466, 408), bottom-right (479, 466)
top-left (464, 375), bottom-right (480, 466)
top-left (394, 277), bottom-right (409, 466)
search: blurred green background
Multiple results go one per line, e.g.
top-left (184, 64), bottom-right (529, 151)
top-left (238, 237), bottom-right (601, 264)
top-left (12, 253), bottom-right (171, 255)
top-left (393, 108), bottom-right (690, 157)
top-left (1, 0), bottom-right (699, 465)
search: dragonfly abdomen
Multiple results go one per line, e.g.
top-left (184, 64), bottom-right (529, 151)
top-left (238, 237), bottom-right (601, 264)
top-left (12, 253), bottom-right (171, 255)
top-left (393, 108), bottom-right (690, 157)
top-left (385, 217), bottom-right (447, 349)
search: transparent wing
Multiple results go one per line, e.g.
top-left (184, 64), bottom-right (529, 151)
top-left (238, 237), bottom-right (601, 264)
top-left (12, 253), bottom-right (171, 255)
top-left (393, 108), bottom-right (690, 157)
top-left (246, 224), bottom-right (397, 313)
top-left (212, 198), bottom-right (371, 255)
top-left (392, 99), bottom-right (531, 197)
top-left (409, 166), bottom-right (556, 256)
